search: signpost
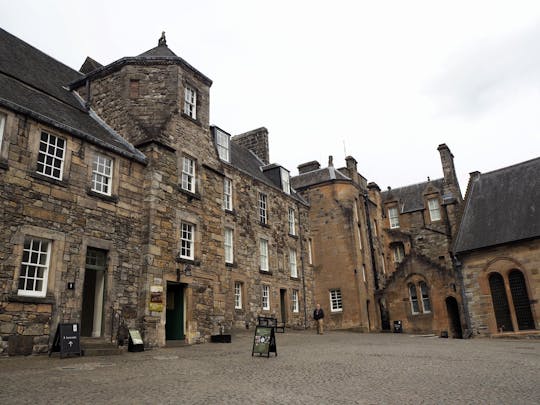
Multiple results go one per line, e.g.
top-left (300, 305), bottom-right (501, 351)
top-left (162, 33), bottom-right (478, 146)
top-left (49, 323), bottom-right (81, 358)
top-left (252, 325), bottom-right (277, 357)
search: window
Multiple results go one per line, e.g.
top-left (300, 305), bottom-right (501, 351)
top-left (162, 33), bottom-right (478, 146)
top-left (292, 290), bottom-right (299, 313)
top-left (259, 238), bottom-right (269, 271)
top-left (409, 284), bottom-right (420, 314)
top-left (215, 128), bottom-right (230, 162)
top-left (289, 248), bottom-right (297, 278)
top-left (37, 131), bottom-right (65, 180)
top-left (0, 113), bottom-right (5, 152)
top-left (18, 239), bottom-right (50, 297)
top-left (234, 282), bottom-right (242, 309)
top-left (419, 282), bottom-right (431, 313)
top-left (224, 227), bottom-right (234, 264)
top-left (180, 222), bottom-right (194, 260)
top-left (184, 86), bottom-right (197, 119)
top-left (381, 254), bottom-right (386, 274)
top-left (388, 207), bottom-right (399, 229)
top-left (288, 208), bottom-right (296, 235)
top-left (428, 198), bottom-right (441, 222)
top-left (281, 168), bottom-right (290, 194)
top-left (223, 178), bottom-right (232, 211)
top-left (181, 156), bottom-right (195, 193)
top-left (262, 285), bottom-right (270, 310)
top-left (259, 193), bottom-right (267, 224)
top-left (307, 239), bottom-right (313, 265)
top-left (330, 289), bottom-right (343, 312)
top-left (393, 243), bottom-right (405, 264)
top-left (91, 154), bottom-right (113, 196)
top-left (362, 265), bottom-right (366, 282)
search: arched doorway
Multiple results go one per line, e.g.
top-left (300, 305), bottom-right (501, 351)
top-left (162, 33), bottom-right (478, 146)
top-left (445, 296), bottom-right (463, 338)
top-left (508, 270), bottom-right (535, 330)
top-left (489, 273), bottom-right (513, 332)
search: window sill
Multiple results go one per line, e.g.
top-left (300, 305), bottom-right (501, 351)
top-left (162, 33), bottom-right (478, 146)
top-left (176, 257), bottom-right (200, 266)
top-left (178, 186), bottom-right (201, 201)
top-left (181, 112), bottom-right (202, 127)
top-left (224, 209), bottom-right (236, 216)
top-left (259, 269), bottom-right (273, 275)
top-left (290, 276), bottom-right (300, 281)
top-left (30, 172), bottom-right (68, 188)
top-left (288, 234), bottom-right (298, 239)
top-left (87, 189), bottom-right (119, 203)
top-left (330, 310), bottom-right (343, 314)
top-left (225, 262), bottom-right (237, 268)
top-left (0, 160), bottom-right (8, 170)
top-left (259, 222), bottom-right (270, 228)
top-left (7, 294), bottom-right (56, 305)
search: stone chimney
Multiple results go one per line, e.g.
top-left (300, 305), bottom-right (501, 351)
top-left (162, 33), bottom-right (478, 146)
top-left (345, 155), bottom-right (360, 185)
top-left (232, 127), bottom-right (269, 165)
top-left (298, 161), bottom-right (321, 174)
top-left (438, 143), bottom-right (462, 201)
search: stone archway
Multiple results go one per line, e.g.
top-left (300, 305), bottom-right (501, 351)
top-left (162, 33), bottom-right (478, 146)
top-left (445, 296), bottom-right (462, 338)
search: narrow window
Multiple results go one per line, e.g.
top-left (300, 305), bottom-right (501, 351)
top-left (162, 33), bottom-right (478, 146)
top-left (234, 282), bottom-right (242, 309)
top-left (92, 154), bottom-right (113, 196)
top-left (215, 128), bottom-right (230, 162)
top-left (409, 284), bottom-right (420, 314)
top-left (180, 222), bottom-right (194, 260)
top-left (428, 198), bottom-right (441, 222)
top-left (184, 86), bottom-right (197, 119)
top-left (388, 207), bottom-right (399, 229)
top-left (292, 289), bottom-right (299, 313)
top-left (392, 243), bottom-right (405, 264)
top-left (289, 248), bottom-right (297, 278)
top-left (259, 193), bottom-right (267, 224)
top-left (224, 227), bottom-right (234, 264)
top-left (18, 239), bottom-right (50, 297)
top-left (223, 178), bottom-right (232, 211)
top-left (281, 168), bottom-right (290, 194)
top-left (489, 273), bottom-right (513, 332)
top-left (508, 270), bottom-right (535, 330)
top-left (37, 131), bottom-right (65, 180)
top-left (419, 281), bottom-right (431, 313)
top-left (329, 289), bottom-right (343, 312)
top-left (262, 285), bottom-right (270, 310)
top-left (181, 156), bottom-right (196, 193)
top-left (288, 208), bottom-right (296, 235)
top-left (362, 265), bottom-right (366, 282)
top-left (259, 238), bottom-right (269, 271)
top-left (307, 238), bottom-right (313, 265)
top-left (381, 254), bottom-right (386, 274)
top-left (129, 79), bottom-right (140, 98)
top-left (0, 113), bottom-right (5, 152)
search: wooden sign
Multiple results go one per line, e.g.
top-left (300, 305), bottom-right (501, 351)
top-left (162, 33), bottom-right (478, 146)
top-left (49, 323), bottom-right (81, 358)
top-left (252, 326), bottom-right (277, 357)
top-left (149, 285), bottom-right (163, 312)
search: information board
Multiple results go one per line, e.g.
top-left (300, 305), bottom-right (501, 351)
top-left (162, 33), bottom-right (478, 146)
top-left (128, 329), bottom-right (144, 352)
top-left (49, 323), bottom-right (81, 358)
top-left (252, 326), bottom-right (277, 357)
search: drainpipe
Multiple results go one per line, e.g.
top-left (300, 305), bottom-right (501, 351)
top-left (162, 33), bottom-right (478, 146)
top-left (363, 192), bottom-right (379, 290)
top-left (297, 201), bottom-right (309, 329)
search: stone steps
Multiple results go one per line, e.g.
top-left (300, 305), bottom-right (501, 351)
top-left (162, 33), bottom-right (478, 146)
top-left (81, 338), bottom-right (123, 356)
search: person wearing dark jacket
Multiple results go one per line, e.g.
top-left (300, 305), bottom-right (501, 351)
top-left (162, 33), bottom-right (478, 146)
top-left (313, 303), bottom-right (324, 334)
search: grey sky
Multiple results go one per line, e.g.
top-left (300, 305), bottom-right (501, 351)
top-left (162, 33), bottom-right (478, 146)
top-left (2, 0), bottom-right (539, 191)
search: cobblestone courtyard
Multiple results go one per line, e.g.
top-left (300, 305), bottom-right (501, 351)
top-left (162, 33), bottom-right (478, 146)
top-left (1, 330), bottom-right (539, 404)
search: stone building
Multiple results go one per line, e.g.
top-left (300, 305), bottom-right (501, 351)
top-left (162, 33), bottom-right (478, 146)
top-left (0, 29), bottom-right (312, 355)
top-left (454, 158), bottom-right (539, 337)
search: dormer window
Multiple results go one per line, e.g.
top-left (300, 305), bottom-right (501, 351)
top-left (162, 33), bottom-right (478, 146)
top-left (184, 86), bottom-right (197, 119)
top-left (388, 206), bottom-right (400, 229)
top-left (427, 198), bottom-right (441, 222)
top-left (281, 168), bottom-right (290, 194)
top-left (214, 127), bottom-right (230, 162)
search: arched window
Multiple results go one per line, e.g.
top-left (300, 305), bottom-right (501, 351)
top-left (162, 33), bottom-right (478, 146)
top-left (489, 273), bottom-right (513, 332)
top-left (409, 284), bottom-right (420, 314)
top-left (419, 281), bottom-right (431, 313)
top-left (508, 270), bottom-right (535, 330)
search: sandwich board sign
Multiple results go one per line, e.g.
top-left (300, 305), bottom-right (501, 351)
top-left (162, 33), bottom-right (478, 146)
top-left (49, 323), bottom-right (81, 358)
top-left (252, 325), bottom-right (277, 357)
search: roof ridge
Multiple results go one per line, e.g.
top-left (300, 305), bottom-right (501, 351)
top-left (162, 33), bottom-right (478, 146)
top-left (383, 177), bottom-right (444, 193)
top-left (478, 156), bottom-right (540, 178)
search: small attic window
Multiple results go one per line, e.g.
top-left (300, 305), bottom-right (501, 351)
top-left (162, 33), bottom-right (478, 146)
top-left (281, 168), bottom-right (290, 194)
top-left (214, 127), bottom-right (230, 162)
top-left (129, 79), bottom-right (140, 98)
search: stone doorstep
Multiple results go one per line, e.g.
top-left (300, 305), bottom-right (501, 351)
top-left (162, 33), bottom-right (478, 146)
top-left (80, 337), bottom-right (124, 356)
top-left (488, 331), bottom-right (540, 340)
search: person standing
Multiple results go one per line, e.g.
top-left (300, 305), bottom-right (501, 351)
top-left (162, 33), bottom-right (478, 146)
top-left (313, 303), bottom-right (324, 334)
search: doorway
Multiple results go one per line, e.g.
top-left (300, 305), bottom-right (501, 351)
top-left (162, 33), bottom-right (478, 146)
top-left (166, 282), bottom-right (185, 340)
top-left (81, 248), bottom-right (107, 337)
top-left (445, 296), bottom-right (463, 338)
top-left (279, 289), bottom-right (287, 324)
top-left (379, 298), bottom-right (391, 331)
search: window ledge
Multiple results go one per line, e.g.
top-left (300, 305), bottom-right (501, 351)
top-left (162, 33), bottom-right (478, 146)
top-left (176, 257), bottom-right (200, 266)
top-left (7, 294), bottom-right (56, 305)
top-left (178, 186), bottom-right (201, 201)
top-left (225, 262), bottom-right (237, 268)
top-left (87, 189), bottom-right (119, 203)
top-left (30, 172), bottom-right (68, 188)
top-left (288, 234), bottom-right (298, 239)
top-left (224, 209), bottom-right (236, 216)
top-left (290, 276), bottom-right (300, 281)
top-left (259, 222), bottom-right (270, 228)
top-left (181, 112), bottom-right (202, 127)
top-left (0, 160), bottom-right (8, 170)
top-left (259, 269), bottom-right (273, 275)
top-left (330, 310), bottom-right (343, 314)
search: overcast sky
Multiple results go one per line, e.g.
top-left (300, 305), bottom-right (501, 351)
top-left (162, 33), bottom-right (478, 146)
top-left (2, 1), bottom-right (540, 191)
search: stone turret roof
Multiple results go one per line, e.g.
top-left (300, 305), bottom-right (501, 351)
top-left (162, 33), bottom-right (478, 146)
top-left (0, 28), bottom-right (147, 163)
top-left (291, 166), bottom-right (351, 190)
top-left (454, 157), bottom-right (540, 254)
top-left (381, 178), bottom-right (445, 213)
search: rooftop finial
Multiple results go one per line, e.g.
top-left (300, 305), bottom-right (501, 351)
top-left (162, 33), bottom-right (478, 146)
top-left (328, 155), bottom-right (333, 167)
top-left (158, 31), bottom-right (167, 46)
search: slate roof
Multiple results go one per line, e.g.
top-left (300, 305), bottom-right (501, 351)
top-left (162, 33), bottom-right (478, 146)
top-left (381, 178), bottom-right (445, 213)
top-left (291, 165), bottom-right (351, 190)
top-left (454, 157), bottom-right (540, 254)
top-left (0, 28), bottom-right (146, 163)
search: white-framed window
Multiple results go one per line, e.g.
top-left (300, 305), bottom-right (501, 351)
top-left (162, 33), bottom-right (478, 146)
top-left (428, 198), bottom-right (441, 222)
top-left (0, 113), bottom-right (6, 152)
top-left (262, 285), bottom-right (270, 310)
top-left (393, 243), bottom-right (405, 264)
top-left (91, 154), bottom-right (113, 196)
top-left (281, 168), bottom-right (290, 194)
top-left (259, 193), bottom-right (267, 224)
top-left (180, 222), bottom-right (195, 260)
top-left (307, 238), bottom-right (313, 265)
top-left (409, 284), bottom-right (420, 314)
top-left (388, 206), bottom-right (399, 229)
top-left (224, 227), bottom-right (234, 264)
top-left (37, 131), bottom-right (65, 180)
top-left (420, 281), bottom-right (431, 313)
top-left (18, 238), bottom-right (51, 297)
top-left (329, 289), bottom-right (343, 312)
top-left (259, 238), bottom-right (269, 271)
top-left (292, 289), bottom-right (299, 313)
top-left (289, 248), bottom-right (298, 278)
top-left (181, 156), bottom-right (196, 193)
top-left (234, 282), bottom-right (242, 309)
top-left (184, 86), bottom-right (197, 119)
top-left (215, 128), bottom-right (230, 162)
top-left (288, 208), bottom-right (296, 236)
top-left (223, 178), bottom-right (232, 211)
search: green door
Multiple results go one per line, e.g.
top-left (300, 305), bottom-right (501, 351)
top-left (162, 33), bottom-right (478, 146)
top-left (166, 283), bottom-right (184, 340)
